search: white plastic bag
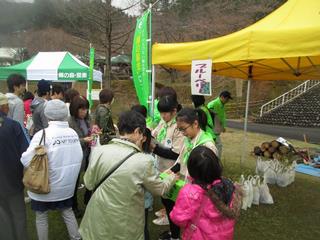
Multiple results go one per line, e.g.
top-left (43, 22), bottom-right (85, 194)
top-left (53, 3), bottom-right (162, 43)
top-left (276, 162), bottom-right (296, 187)
top-left (256, 157), bottom-right (270, 176)
top-left (246, 176), bottom-right (254, 208)
top-left (26, 114), bottom-right (33, 131)
top-left (252, 175), bottom-right (261, 205)
top-left (288, 169), bottom-right (295, 184)
top-left (90, 135), bottom-right (101, 150)
top-left (241, 180), bottom-right (250, 210)
top-left (95, 135), bottom-right (101, 147)
top-left (263, 160), bottom-right (278, 184)
top-left (259, 179), bottom-right (274, 204)
top-left (276, 171), bottom-right (291, 187)
top-left (264, 169), bottom-right (277, 184)
top-left (239, 174), bottom-right (245, 185)
top-left (288, 161), bottom-right (296, 184)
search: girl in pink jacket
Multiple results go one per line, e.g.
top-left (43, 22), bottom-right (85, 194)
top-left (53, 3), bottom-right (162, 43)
top-left (170, 146), bottom-right (242, 240)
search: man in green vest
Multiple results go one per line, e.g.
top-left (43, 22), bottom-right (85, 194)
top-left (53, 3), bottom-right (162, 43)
top-left (207, 90), bottom-right (233, 159)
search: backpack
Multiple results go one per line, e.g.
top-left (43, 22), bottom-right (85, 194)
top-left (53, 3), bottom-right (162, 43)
top-left (23, 129), bottom-right (50, 194)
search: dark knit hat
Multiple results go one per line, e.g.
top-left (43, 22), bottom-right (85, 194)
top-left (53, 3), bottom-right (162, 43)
top-left (37, 79), bottom-right (51, 94)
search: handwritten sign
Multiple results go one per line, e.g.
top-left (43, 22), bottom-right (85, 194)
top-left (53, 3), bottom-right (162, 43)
top-left (191, 59), bottom-right (212, 96)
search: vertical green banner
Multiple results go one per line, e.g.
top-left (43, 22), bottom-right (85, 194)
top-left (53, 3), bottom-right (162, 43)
top-left (88, 47), bottom-right (95, 109)
top-left (132, 10), bottom-right (150, 111)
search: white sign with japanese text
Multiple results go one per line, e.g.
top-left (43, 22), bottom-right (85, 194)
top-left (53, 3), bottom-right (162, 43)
top-left (87, 89), bottom-right (101, 101)
top-left (191, 59), bottom-right (212, 96)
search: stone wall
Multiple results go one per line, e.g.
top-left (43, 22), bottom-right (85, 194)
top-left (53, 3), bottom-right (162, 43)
top-left (255, 85), bottom-right (320, 127)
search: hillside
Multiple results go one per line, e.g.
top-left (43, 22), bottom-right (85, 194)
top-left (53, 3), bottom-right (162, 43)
top-left (1, 0), bottom-right (286, 53)
top-left (0, 0), bottom-right (297, 109)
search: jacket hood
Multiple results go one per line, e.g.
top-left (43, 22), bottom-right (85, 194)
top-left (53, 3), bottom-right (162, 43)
top-left (5, 93), bottom-right (19, 101)
top-left (31, 97), bottom-right (46, 110)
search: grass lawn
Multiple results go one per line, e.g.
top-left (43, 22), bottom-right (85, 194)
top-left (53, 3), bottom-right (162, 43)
top-left (26, 128), bottom-right (320, 240)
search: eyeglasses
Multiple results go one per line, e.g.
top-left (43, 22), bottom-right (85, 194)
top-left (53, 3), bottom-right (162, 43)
top-left (178, 125), bottom-right (192, 132)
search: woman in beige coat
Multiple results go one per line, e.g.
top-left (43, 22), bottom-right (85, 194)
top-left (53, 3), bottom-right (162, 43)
top-left (79, 110), bottom-right (176, 240)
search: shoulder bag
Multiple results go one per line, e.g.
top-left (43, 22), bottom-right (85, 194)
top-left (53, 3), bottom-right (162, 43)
top-left (23, 129), bottom-right (50, 194)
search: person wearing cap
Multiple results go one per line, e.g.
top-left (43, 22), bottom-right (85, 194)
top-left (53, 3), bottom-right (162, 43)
top-left (0, 93), bottom-right (29, 240)
top-left (207, 91), bottom-right (233, 159)
top-left (31, 79), bottom-right (51, 135)
top-left (21, 99), bottom-right (83, 240)
top-left (5, 74), bottom-right (26, 126)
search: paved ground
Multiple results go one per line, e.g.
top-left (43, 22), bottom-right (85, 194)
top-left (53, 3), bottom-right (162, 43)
top-left (227, 120), bottom-right (320, 144)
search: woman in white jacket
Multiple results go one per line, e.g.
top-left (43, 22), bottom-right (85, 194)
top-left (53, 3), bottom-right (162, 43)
top-left (21, 99), bottom-right (83, 240)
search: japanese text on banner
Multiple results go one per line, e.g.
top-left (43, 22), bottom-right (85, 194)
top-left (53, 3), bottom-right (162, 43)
top-left (191, 59), bottom-right (212, 96)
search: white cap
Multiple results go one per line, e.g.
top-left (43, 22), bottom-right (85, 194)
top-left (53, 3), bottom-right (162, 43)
top-left (44, 99), bottom-right (68, 121)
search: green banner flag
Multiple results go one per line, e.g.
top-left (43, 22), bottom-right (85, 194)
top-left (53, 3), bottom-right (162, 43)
top-left (88, 47), bottom-right (95, 109)
top-left (132, 10), bottom-right (150, 111)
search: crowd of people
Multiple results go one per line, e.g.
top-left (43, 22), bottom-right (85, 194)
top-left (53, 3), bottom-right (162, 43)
top-left (0, 73), bottom-right (242, 240)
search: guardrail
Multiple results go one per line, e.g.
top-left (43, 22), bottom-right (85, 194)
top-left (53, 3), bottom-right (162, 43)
top-left (260, 80), bottom-right (320, 116)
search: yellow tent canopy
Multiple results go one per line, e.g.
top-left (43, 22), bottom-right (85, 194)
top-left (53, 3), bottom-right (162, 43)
top-left (152, 0), bottom-right (320, 81)
top-left (151, 0), bottom-right (320, 163)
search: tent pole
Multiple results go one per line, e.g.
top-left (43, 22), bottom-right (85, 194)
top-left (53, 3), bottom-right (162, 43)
top-left (26, 81), bottom-right (29, 91)
top-left (149, 5), bottom-right (153, 118)
top-left (241, 66), bottom-right (253, 166)
top-left (87, 80), bottom-right (91, 114)
top-left (151, 64), bottom-right (155, 118)
top-left (244, 79), bottom-right (251, 133)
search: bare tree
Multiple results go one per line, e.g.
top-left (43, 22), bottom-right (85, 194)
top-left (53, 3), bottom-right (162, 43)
top-left (62, 0), bottom-right (138, 88)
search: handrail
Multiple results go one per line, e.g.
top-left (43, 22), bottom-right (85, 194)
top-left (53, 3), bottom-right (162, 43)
top-left (260, 80), bottom-right (320, 116)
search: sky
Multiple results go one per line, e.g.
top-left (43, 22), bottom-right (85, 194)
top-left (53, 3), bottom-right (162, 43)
top-left (11, 0), bottom-right (33, 2)
top-left (10, 0), bottom-right (141, 16)
top-left (111, 0), bottom-right (141, 16)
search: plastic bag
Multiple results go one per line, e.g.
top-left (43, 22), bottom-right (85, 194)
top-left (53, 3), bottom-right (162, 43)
top-left (264, 170), bottom-right (277, 184)
top-left (276, 161), bottom-right (296, 187)
top-left (263, 160), bottom-right (278, 184)
top-left (252, 176), bottom-right (261, 205)
top-left (90, 134), bottom-right (102, 149)
top-left (241, 180), bottom-right (250, 210)
top-left (276, 171), bottom-right (291, 187)
top-left (256, 157), bottom-right (270, 176)
top-left (259, 179), bottom-right (274, 204)
top-left (288, 162), bottom-right (297, 184)
top-left (239, 174), bottom-right (245, 185)
top-left (240, 174), bottom-right (254, 210)
top-left (25, 114), bottom-right (33, 131)
top-left (246, 176), bottom-right (254, 208)
top-left (288, 169), bottom-right (295, 184)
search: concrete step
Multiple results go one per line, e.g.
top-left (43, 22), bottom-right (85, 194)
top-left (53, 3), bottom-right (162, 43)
top-left (255, 85), bottom-right (320, 128)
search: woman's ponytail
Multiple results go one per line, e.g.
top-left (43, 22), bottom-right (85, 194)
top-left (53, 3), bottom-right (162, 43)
top-left (194, 108), bottom-right (207, 131)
